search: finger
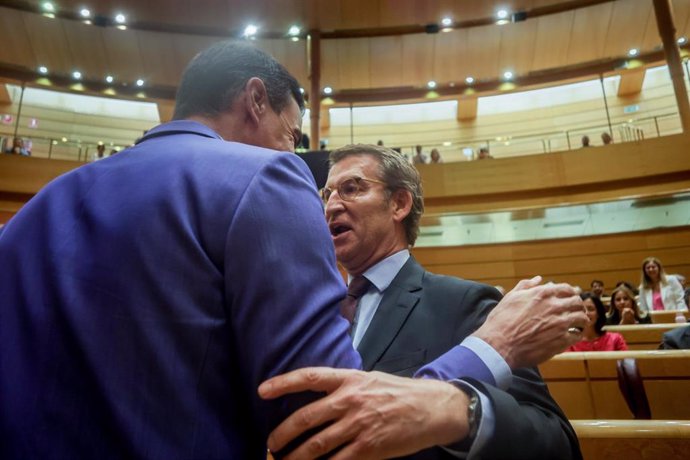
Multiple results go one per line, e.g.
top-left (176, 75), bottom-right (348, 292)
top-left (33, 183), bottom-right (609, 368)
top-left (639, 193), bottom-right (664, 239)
top-left (537, 282), bottom-right (578, 299)
top-left (267, 394), bottom-right (344, 453)
top-left (511, 275), bottom-right (542, 292)
top-left (259, 367), bottom-right (351, 399)
top-left (280, 413), bottom-right (360, 460)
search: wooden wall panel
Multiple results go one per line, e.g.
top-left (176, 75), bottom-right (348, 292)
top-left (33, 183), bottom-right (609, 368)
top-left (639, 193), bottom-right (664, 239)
top-left (602, 0), bottom-right (653, 58)
top-left (137, 31), bottom-right (181, 87)
top-left (498, 20), bottom-right (539, 77)
top-left (401, 34), bottom-right (434, 86)
top-left (336, 39), bottom-right (371, 90)
top-left (531, 11), bottom-right (574, 71)
top-left (413, 226), bottom-right (690, 289)
top-left (21, 14), bottom-right (73, 75)
top-left (433, 29), bottom-right (468, 84)
top-left (0, 7), bottom-right (36, 69)
top-left (567, 2), bottom-right (613, 64)
top-left (465, 25), bottom-right (501, 80)
top-left (101, 29), bottom-right (145, 82)
top-left (62, 21), bottom-right (109, 81)
top-left (368, 36), bottom-right (404, 88)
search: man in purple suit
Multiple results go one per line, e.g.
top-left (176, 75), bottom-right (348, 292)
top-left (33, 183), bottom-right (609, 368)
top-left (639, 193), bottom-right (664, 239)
top-left (0, 41), bottom-right (586, 460)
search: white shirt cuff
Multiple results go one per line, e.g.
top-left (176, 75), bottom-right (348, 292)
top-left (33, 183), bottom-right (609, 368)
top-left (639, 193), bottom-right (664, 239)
top-left (461, 336), bottom-right (512, 390)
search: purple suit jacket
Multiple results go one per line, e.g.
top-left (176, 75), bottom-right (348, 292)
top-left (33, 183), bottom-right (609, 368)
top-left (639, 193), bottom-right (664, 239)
top-left (0, 121), bottom-right (490, 459)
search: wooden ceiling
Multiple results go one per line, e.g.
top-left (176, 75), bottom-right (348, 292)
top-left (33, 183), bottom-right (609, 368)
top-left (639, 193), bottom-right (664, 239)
top-left (0, 0), bottom-right (689, 103)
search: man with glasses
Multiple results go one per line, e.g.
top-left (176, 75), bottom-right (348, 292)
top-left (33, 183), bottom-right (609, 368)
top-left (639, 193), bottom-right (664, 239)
top-left (264, 144), bottom-right (582, 459)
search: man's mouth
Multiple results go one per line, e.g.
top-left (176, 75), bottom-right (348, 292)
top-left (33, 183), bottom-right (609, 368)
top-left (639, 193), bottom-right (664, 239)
top-left (329, 223), bottom-right (352, 237)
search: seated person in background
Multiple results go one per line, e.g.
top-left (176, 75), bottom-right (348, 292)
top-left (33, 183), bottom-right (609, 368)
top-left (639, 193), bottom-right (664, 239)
top-left (429, 148), bottom-right (443, 163)
top-left (477, 147), bottom-right (493, 160)
top-left (4, 137), bottom-right (29, 156)
top-left (590, 279), bottom-right (605, 297)
top-left (568, 293), bottom-right (628, 351)
top-left (607, 284), bottom-right (651, 325)
top-left (581, 135), bottom-right (591, 147)
top-left (376, 139), bottom-right (384, 146)
top-left (92, 144), bottom-right (107, 161)
top-left (601, 132), bottom-right (613, 145)
top-left (412, 144), bottom-right (427, 164)
top-left (660, 324), bottom-right (690, 349)
top-left (638, 256), bottom-right (687, 313)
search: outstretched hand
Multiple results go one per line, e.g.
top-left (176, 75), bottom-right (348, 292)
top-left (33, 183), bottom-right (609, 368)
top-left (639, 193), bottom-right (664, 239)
top-left (258, 367), bottom-right (469, 460)
top-left (473, 276), bottom-right (588, 369)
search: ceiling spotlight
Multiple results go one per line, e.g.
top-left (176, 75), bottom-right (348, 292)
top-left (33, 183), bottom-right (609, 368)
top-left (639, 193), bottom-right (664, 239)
top-left (465, 76), bottom-right (475, 84)
top-left (38, 65), bottom-right (49, 74)
top-left (61, 137), bottom-right (68, 142)
top-left (503, 70), bottom-right (514, 80)
top-left (443, 141), bottom-right (452, 147)
top-left (244, 24), bottom-right (258, 37)
top-left (80, 8), bottom-right (91, 18)
top-left (628, 48), bottom-right (639, 57)
top-left (323, 86), bottom-right (333, 95)
top-left (427, 80), bottom-right (437, 89)
top-left (116, 25), bottom-right (127, 30)
top-left (288, 25), bottom-right (300, 36)
top-left (496, 8), bottom-right (510, 24)
top-left (441, 17), bottom-right (453, 27)
top-left (42, 2), bottom-right (55, 12)
top-left (678, 37), bottom-right (687, 45)
top-left (72, 70), bottom-right (82, 80)
top-left (135, 79), bottom-right (145, 87)
top-left (115, 13), bottom-right (126, 24)
top-left (105, 75), bottom-right (114, 83)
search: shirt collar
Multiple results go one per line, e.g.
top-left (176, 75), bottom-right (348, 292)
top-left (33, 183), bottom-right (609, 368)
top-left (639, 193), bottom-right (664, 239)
top-left (348, 249), bottom-right (410, 293)
top-left (137, 120), bottom-right (222, 144)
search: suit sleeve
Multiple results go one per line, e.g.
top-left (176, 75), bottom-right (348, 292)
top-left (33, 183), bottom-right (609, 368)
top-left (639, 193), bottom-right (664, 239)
top-left (464, 370), bottom-right (581, 460)
top-left (421, 282), bottom-right (581, 460)
top-left (224, 153), bottom-right (361, 438)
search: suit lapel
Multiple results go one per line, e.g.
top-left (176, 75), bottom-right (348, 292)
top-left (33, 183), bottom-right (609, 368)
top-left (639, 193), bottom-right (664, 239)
top-left (357, 257), bottom-right (424, 371)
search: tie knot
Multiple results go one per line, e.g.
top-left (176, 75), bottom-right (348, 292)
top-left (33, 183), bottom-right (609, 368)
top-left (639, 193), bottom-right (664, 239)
top-left (347, 276), bottom-right (370, 299)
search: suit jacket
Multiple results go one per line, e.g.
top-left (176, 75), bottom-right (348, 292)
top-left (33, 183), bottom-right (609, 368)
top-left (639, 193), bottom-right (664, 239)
top-left (0, 121), bottom-right (361, 460)
top-left (357, 257), bottom-right (582, 460)
top-left (639, 277), bottom-right (687, 312)
top-left (660, 324), bottom-right (690, 349)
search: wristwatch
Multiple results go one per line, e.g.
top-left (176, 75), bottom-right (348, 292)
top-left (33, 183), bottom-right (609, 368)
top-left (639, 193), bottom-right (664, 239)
top-left (465, 386), bottom-right (482, 440)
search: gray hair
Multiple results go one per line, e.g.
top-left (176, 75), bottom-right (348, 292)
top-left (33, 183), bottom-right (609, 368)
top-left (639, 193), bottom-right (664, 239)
top-left (329, 144), bottom-right (424, 246)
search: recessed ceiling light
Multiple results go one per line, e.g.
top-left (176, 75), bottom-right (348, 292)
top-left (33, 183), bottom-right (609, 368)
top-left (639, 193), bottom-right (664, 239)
top-left (116, 25), bottom-right (127, 30)
top-left (105, 75), bottom-right (114, 83)
top-left (427, 80), bottom-right (437, 89)
top-left (135, 79), bottom-right (145, 87)
top-left (244, 24), bottom-right (258, 37)
top-left (38, 65), bottom-right (48, 74)
top-left (443, 141), bottom-right (452, 146)
top-left (115, 13), bottom-right (126, 24)
top-left (61, 137), bottom-right (68, 142)
top-left (80, 8), bottom-right (91, 18)
top-left (503, 70), bottom-right (514, 80)
top-left (323, 86), bottom-right (333, 95)
top-left (441, 17), bottom-right (452, 27)
top-left (288, 25), bottom-right (300, 36)
top-left (678, 37), bottom-right (687, 45)
top-left (628, 48), bottom-right (639, 57)
top-left (465, 76), bottom-right (475, 84)
top-left (496, 9), bottom-right (509, 19)
top-left (72, 70), bottom-right (82, 80)
top-left (42, 2), bottom-right (55, 12)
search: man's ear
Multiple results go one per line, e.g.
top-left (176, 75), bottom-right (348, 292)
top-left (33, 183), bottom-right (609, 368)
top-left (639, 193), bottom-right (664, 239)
top-left (243, 77), bottom-right (269, 126)
top-left (391, 189), bottom-right (413, 222)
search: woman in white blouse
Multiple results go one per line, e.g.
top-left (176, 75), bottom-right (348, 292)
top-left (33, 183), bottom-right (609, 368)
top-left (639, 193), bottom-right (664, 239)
top-left (638, 256), bottom-right (686, 313)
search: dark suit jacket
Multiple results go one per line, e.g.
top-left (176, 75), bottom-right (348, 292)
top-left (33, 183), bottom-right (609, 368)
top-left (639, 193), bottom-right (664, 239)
top-left (357, 257), bottom-right (582, 460)
top-left (660, 324), bottom-right (690, 349)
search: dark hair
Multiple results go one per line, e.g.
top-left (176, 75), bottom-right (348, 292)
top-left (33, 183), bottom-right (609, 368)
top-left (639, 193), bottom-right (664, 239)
top-left (581, 292), bottom-right (606, 335)
top-left (590, 279), bottom-right (603, 287)
top-left (173, 41), bottom-right (304, 120)
top-left (329, 144), bottom-right (424, 245)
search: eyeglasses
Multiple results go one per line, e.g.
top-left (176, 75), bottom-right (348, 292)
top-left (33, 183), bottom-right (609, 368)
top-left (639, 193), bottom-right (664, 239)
top-left (320, 176), bottom-right (387, 204)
